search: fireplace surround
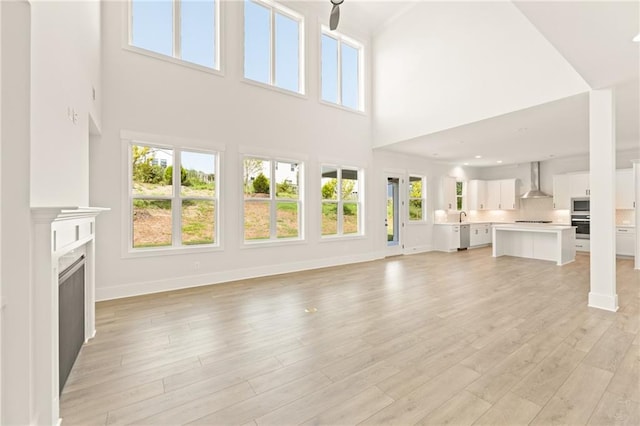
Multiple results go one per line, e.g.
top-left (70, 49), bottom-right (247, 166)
top-left (31, 207), bottom-right (108, 425)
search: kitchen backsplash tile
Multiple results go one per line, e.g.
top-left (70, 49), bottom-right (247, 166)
top-left (616, 209), bottom-right (635, 225)
top-left (435, 198), bottom-right (634, 225)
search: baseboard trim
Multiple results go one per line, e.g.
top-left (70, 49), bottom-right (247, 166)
top-left (96, 251), bottom-right (386, 301)
top-left (402, 245), bottom-right (432, 255)
top-left (588, 291), bottom-right (619, 312)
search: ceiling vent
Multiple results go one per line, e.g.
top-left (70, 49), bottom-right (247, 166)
top-left (521, 161), bottom-right (552, 199)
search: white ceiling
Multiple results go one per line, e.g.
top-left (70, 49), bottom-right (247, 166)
top-left (362, 0), bottom-right (640, 166)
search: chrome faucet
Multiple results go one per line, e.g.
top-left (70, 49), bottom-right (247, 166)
top-left (459, 211), bottom-right (467, 223)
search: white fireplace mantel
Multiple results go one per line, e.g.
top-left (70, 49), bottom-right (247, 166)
top-left (31, 206), bottom-right (108, 425)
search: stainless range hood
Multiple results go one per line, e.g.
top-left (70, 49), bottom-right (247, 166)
top-left (521, 162), bottom-right (552, 199)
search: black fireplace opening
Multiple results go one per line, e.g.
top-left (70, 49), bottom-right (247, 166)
top-left (58, 255), bottom-right (86, 395)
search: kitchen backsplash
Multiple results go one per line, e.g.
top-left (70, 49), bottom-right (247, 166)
top-left (617, 209), bottom-right (635, 225)
top-left (435, 197), bottom-right (635, 225)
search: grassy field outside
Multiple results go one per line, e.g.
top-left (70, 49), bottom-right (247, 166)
top-left (132, 184), bottom-right (358, 246)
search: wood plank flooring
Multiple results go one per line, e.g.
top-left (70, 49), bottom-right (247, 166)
top-left (61, 248), bottom-right (640, 425)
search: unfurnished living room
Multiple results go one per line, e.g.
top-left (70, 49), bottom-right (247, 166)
top-left (0, 0), bottom-right (639, 425)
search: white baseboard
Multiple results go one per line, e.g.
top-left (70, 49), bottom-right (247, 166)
top-left (96, 251), bottom-right (386, 301)
top-left (403, 245), bottom-right (432, 255)
top-left (588, 291), bottom-right (619, 312)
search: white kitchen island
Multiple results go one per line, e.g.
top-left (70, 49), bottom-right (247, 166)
top-left (492, 224), bottom-right (576, 266)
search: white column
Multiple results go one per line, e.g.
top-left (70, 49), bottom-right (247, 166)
top-left (1, 1), bottom-right (33, 424)
top-left (588, 89), bottom-right (618, 311)
top-left (634, 160), bottom-right (640, 270)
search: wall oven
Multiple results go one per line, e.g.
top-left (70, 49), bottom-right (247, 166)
top-left (571, 214), bottom-right (590, 239)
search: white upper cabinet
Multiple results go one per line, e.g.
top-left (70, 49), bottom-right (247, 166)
top-left (467, 180), bottom-right (487, 210)
top-left (499, 179), bottom-right (518, 210)
top-left (439, 176), bottom-right (457, 211)
top-left (616, 169), bottom-right (635, 209)
top-left (485, 180), bottom-right (501, 210)
top-left (485, 179), bottom-right (518, 210)
top-left (569, 172), bottom-right (590, 198)
top-left (553, 174), bottom-right (570, 209)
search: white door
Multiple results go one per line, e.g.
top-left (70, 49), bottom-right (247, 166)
top-left (386, 175), bottom-right (404, 256)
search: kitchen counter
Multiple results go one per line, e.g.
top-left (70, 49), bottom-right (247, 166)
top-left (492, 223), bottom-right (576, 266)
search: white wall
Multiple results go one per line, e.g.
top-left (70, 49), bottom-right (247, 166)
top-left (30, 0), bottom-right (101, 207)
top-left (372, 149), bottom-right (471, 252)
top-left (1, 1), bottom-right (33, 423)
top-left (94, 1), bottom-right (385, 300)
top-left (372, 1), bottom-right (589, 147)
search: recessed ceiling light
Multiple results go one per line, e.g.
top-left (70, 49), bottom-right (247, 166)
top-left (463, 162), bottom-right (469, 166)
top-left (634, 33), bottom-right (640, 42)
top-left (475, 155), bottom-right (482, 159)
top-left (497, 160), bottom-right (503, 164)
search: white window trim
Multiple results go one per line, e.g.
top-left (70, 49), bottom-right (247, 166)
top-left (121, 135), bottom-right (223, 257)
top-left (319, 25), bottom-right (365, 112)
top-left (408, 175), bottom-right (427, 223)
top-left (320, 165), bottom-right (365, 238)
top-left (243, 0), bottom-right (306, 95)
top-left (124, 0), bottom-right (223, 75)
top-left (242, 155), bottom-right (305, 245)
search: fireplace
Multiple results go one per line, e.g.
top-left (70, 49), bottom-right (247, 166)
top-left (31, 207), bottom-right (108, 425)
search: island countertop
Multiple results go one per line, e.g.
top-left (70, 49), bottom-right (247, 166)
top-left (492, 224), bottom-right (576, 265)
top-left (492, 223), bottom-right (576, 232)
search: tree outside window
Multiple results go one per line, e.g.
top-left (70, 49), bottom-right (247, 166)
top-left (321, 166), bottom-right (362, 236)
top-left (409, 176), bottom-right (426, 221)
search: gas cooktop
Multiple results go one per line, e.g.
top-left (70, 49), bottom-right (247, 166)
top-left (515, 220), bottom-right (552, 223)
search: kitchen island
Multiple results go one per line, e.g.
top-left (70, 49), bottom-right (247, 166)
top-left (492, 223), bottom-right (576, 265)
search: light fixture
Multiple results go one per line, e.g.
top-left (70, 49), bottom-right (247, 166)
top-left (474, 155), bottom-right (482, 159)
top-left (464, 162), bottom-right (469, 166)
top-left (329, 0), bottom-right (344, 31)
top-left (497, 160), bottom-right (503, 164)
top-left (634, 33), bottom-right (640, 42)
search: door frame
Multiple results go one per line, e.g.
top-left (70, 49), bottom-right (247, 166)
top-left (385, 172), bottom-right (406, 257)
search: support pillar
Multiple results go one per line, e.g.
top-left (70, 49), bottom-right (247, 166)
top-left (588, 89), bottom-right (618, 311)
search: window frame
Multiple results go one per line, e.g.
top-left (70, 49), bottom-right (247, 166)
top-left (127, 140), bottom-right (221, 254)
top-left (319, 26), bottom-right (365, 112)
top-left (242, 155), bottom-right (305, 245)
top-left (126, 0), bottom-right (222, 74)
top-left (242, 0), bottom-right (306, 95)
top-left (456, 180), bottom-right (464, 211)
top-left (408, 175), bottom-right (427, 222)
top-left (320, 165), bottom-right (365, 238)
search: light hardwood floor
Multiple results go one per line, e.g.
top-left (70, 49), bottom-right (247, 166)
top-left (61, 248), bottom-right (640, 425)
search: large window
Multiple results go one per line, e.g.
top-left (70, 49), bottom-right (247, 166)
top-left (244, 0), bottom-right (304, 93)
top-left (321, 166), bottom-right (363, 237)
top-left (243, 157), bottom-right (303, 242)
top-left (130, 143), bottom-right (218, 249)
top-left (129, 0), bottom-right (219, 70)
top-left (321, 28), bottom-right (363, 111)
top-left (409, 176), bottom-right (426, 221)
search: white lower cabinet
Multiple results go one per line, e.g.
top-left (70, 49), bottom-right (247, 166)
top-left (470, 223), bottom-right (491, 247)
top-left (575, 239), bottom-right (590, 252)
top-left (434, 224), bottom-right (461, 252)
top-left (616, 227), bottom-right (635, 256)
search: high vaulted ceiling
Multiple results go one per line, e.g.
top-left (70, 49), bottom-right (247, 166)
top-left (347, 0), bottom-right (639, 166)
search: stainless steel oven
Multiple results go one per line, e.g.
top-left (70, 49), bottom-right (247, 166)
top-left (571, 197), bottom-right (590, 214)
top-left (571, 214), bottom-right (590, 239)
